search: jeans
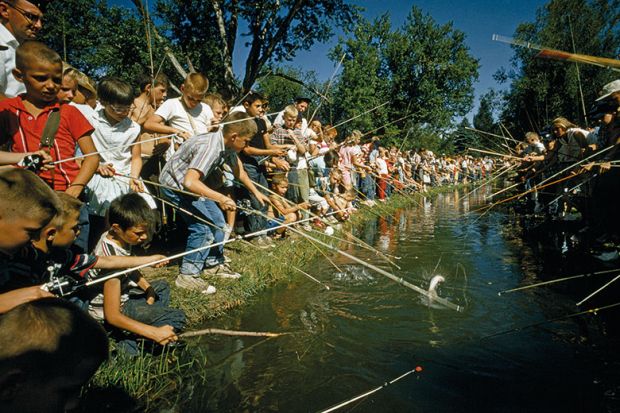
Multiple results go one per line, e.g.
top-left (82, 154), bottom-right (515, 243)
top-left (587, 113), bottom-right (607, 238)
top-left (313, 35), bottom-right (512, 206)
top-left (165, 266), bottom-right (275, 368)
top-left (240, 163), bottom-right (268, 234)
top-left (361, 173), bottom-right (376, 200)
top-left (162, 187), bottom-right (226, 275)
top-left (73, 203), bottom-right (90, 253)
top-left (117, 280), bottom-right (186, 355)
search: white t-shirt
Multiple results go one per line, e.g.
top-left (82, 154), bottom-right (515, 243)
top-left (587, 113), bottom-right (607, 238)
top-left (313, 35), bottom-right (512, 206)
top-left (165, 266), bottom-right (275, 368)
top-left (91, 108), bottom-right (141, 174)
top-left (0, 25), bottom-right (24, 98)
top-left (70, 102), bottom-right (99, 129)
top-left (155, 97), bottom-right (213, 135)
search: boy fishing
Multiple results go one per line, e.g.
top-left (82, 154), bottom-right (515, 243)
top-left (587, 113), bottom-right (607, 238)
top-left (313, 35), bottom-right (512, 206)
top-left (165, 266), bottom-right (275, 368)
top-left (159, 111), bottom-right (270, 291)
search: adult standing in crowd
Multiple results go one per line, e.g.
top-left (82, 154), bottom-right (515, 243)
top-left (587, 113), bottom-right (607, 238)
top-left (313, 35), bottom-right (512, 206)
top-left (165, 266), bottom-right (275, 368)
top-left (0, 0), bottom-right (44, 99)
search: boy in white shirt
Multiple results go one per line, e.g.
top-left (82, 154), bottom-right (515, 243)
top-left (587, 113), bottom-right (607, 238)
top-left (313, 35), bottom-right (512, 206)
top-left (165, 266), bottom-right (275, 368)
top-left (144, 72), bottom-right (213, 141)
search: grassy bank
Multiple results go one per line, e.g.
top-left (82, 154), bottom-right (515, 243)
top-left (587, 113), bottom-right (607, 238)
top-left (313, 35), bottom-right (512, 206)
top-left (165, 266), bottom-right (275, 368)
top-left (82, 186), bottom-right (466, 411)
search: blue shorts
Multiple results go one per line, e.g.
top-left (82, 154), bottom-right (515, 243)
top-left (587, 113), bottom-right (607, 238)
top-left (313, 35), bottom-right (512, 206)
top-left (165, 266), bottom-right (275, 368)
top-left (266, 217), bottom-right (285, 231)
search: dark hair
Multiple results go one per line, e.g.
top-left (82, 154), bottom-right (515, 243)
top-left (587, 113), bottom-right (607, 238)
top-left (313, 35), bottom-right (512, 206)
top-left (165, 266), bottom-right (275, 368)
top-left (107, 193), bottom-right (157, 236)
top-left (243, 91), bottom-right (264, 105)
top-left (97, 77), bottom-right (134, 106)
top-left (323, 150), bottom-right (339, 168)
top-left (136, 72), bottom-right (169, 92)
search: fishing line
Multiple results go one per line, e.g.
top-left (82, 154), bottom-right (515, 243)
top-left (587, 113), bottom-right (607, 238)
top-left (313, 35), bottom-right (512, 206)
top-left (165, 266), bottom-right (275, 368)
top-left (498, 268), bottom-right (620, 295)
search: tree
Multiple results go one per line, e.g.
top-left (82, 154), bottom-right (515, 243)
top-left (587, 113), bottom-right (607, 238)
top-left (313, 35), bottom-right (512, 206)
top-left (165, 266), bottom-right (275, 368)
top-left (256, 67), bottom-right (323, 115)
top-left (385, 7), bottom-right (479, 129)
top-left (499, 0), bottom-right (620, 135)
top-left (329, 15), bottom-right (392, 139)
top-left (156, 0), bottom-right (360, 97)
top-left (473, 90), bottom-right (498, 133)
top-left (40, 0), bottom-right (184, 90)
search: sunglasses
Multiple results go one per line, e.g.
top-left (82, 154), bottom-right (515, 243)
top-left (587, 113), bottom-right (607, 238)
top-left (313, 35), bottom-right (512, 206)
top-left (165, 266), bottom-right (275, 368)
top-left (5, 2), bottom-right (43, 24)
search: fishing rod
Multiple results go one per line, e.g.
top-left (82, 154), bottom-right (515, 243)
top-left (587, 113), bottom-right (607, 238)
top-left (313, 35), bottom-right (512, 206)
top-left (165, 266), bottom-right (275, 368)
top-left (307, 53), bottom-right (345, 126)
top-left (481, 301), bottom-right (620, 340)
top-left (249, 179), bottom-right (404, 269)
top-left (235, 203), bottom-right (464, 312)
top-left (498, 268), bottom-right (620, 295)
top-left (44, 203), bottom-right (348, 297)
top-left (492, 34), bottom-right (620, 72)
top-left (468, 148), bottom-right (523, 161)
top-left (324, 101), bottom-right (390, 132)
top-left (318, 366), bottom-right (424, 413)
top-left (577, 269), bottom-right (620, 307)
top-left (179, 328), bottom-right (284, 339)
top-left (463, 163), bottom-right (516, 199)
top-left (116, 175), bottom-right (337, 290)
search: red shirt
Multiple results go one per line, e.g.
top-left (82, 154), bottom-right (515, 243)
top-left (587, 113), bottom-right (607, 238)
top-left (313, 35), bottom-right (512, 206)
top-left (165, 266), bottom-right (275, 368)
top-left (0, 96), bottom-right (94, 190)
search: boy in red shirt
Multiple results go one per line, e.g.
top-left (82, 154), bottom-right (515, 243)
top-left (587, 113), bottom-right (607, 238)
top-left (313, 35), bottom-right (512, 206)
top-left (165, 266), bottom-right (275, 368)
top-left (0, 41), bottom-right (98, 198)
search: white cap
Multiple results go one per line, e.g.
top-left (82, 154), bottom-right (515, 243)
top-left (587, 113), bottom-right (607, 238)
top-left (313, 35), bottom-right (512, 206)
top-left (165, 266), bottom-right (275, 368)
top-left (596, 79), bottom-right (620, 101)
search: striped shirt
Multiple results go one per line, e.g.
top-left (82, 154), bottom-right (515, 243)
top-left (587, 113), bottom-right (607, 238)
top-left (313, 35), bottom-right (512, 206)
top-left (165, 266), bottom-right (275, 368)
top-left (159, 129), bottom-right (235, 190)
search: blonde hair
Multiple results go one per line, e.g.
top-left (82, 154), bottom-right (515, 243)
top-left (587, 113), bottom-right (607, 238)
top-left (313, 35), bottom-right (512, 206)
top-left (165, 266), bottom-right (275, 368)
top-left (271, 173), bottom-right (288, 186)
top-left (183, 72), bottom-right (209, 95)
top-left (283, 104), bottom-right (298, 119)
top-left (552, 117), bottom-right (576, 130)
top-left (203, 93), bottom-right (226, 110)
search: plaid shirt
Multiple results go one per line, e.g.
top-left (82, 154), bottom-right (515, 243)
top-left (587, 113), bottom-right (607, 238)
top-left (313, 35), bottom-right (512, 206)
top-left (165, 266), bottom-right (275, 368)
top-left (270, 126), bottom-right (305, 146)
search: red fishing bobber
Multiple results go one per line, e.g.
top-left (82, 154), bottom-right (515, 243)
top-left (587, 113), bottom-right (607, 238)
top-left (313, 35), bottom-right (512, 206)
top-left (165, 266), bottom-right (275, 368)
top-left (415, 366), bottom-right (423, 372)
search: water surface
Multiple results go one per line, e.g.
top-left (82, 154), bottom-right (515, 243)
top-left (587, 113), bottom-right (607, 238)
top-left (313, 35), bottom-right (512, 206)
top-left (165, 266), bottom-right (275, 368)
top-left (183, 187), bottom-right (620, 412)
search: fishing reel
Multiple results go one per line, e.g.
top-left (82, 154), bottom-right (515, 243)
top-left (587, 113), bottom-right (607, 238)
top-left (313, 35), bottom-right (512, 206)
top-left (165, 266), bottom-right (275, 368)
top-left (42, 275), bottom-right (86, 297)
top-left (18, 154), bottom-right (44, 173)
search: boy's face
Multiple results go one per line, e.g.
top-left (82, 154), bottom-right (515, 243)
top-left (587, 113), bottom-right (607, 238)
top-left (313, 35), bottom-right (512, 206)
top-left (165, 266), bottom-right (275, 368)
top-left (0, 213), bottom-right (48, 255)
top-left (244, 100), bottom-right (264, 117)
top-left (181, 86), bottom-right (205, 110)
top-left (283, 114), bottom-right (296, 130)
top-left (210, 103), bottom-right (224, 125)
top-left (14, 58), bottom-right (62, 104)
top-left (149, 84), bottom-right (167, 107)
top-left (51, 211), bottom-right (81, 249)
top-left (113, 223), bottom-right (149, 246)
top-left (227, 133), bottom-right (252, 153)
top-left (104, 103), bottom-right (131, 123)
top-left (274, 181), bottom-right (288, 196)
top-left (56, 75), bottom-right (77, 104)
top-left (296, 101), bottom-right (308, 113)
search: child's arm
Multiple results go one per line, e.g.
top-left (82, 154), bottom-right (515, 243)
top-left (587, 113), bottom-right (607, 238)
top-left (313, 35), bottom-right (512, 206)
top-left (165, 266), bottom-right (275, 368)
top-left (129, 138), bottom-right (144, 192)
top-left (0, 285), bottom-right (54, 314)
top-left (232, 155), bottom-right (270, 205)
top-left (144, 114), bottom-right (192, 140)
top-left (184, 169), bottom-right (236, 211)
top-left (271, 196), bottom-right (309, 216)
top-left (67, 135), bottom-right (99, 198)
top-left (95, 254), bottom-right (168, 270)
top-left (136, 276), bottom-right (157, 305)
top-left (102, 278), bottom-right (177, 344)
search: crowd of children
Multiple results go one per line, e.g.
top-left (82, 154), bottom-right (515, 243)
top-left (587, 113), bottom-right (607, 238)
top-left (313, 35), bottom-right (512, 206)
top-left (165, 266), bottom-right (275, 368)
top-left (512, 79), bottom-right (620, 260)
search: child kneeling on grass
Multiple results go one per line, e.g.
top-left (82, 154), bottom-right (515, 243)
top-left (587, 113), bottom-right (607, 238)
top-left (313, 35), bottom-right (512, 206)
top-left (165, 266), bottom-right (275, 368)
top-left (267, 173), bottom-right (310, 237)
top-left (89, 193), bottom-right (186, 355)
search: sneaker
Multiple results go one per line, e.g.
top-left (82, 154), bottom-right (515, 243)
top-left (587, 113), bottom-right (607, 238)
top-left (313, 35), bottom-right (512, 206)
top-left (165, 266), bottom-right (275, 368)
top-left (175, 274), bottom-right (217, 294)
top-left (203, 263), bottom-right (242, 279)
top-left (251, 235), bottom-right (273, 249)
top-left (302, 224), bottom-right (313, 231)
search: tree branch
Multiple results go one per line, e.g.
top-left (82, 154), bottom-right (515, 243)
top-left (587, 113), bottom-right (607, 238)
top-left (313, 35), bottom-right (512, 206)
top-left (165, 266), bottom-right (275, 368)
top-left (211, 0), bottom-right (237, 93)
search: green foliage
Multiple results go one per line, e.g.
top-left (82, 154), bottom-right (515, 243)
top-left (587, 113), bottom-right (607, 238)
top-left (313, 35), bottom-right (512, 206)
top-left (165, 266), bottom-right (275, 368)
top-left (256, 66), bottom-right (324, 116)
top-left (326, 7), bottom-right (479, 147)
top-left (499, 0), bottom-right (620, 135)
top-left (40, 0), bottom-right (177, 86)
top-left (473, 89), bottom-right (499, 133)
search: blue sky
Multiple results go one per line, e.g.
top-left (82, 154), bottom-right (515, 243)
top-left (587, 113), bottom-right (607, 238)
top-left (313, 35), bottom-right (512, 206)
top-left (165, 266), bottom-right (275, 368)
top-left (111, 0), bottom-right (547, 117)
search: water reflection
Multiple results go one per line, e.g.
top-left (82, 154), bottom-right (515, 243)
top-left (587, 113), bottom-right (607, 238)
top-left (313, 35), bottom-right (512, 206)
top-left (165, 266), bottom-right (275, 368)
top-left (182, 187), bottom-right (620, 412)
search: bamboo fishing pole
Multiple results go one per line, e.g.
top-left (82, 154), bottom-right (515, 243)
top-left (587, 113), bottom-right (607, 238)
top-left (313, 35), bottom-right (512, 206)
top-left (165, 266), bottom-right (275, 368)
top-left (236, 203), bottom-right (464, 312)
top-left (324, 102), bottom-right (390, 132)
top-left (498, 268), bottom-right (620, 295)
top-left (468, 147), bottom-right (523, 161)
top-left (179, 328), bottom-right (284, 338)
top-left (318, 366), bottom-right (424, 413)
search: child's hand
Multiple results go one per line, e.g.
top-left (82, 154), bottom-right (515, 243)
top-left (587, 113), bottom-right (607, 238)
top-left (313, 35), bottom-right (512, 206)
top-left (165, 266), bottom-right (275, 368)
top-left (97, 163), bottom-right (116, 177)
top-left (149, 254), bottom-right (169, 268)
top-left (299, 201), bottom-right (311, 210)
top-left (150, 325), bottom-right (177, 345)
top-left (130, 178), bottom-right (144, 192)
top-left (176, 130), bottom-right (193, 141)
top-left (272, 157), bottom-right (290, 171)
top-left (145, 286), bottom-right (157, 304)
top-left (218, 197), bottom-right (236, 211)
top-left (31, 150), bottom-right (55, 171)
